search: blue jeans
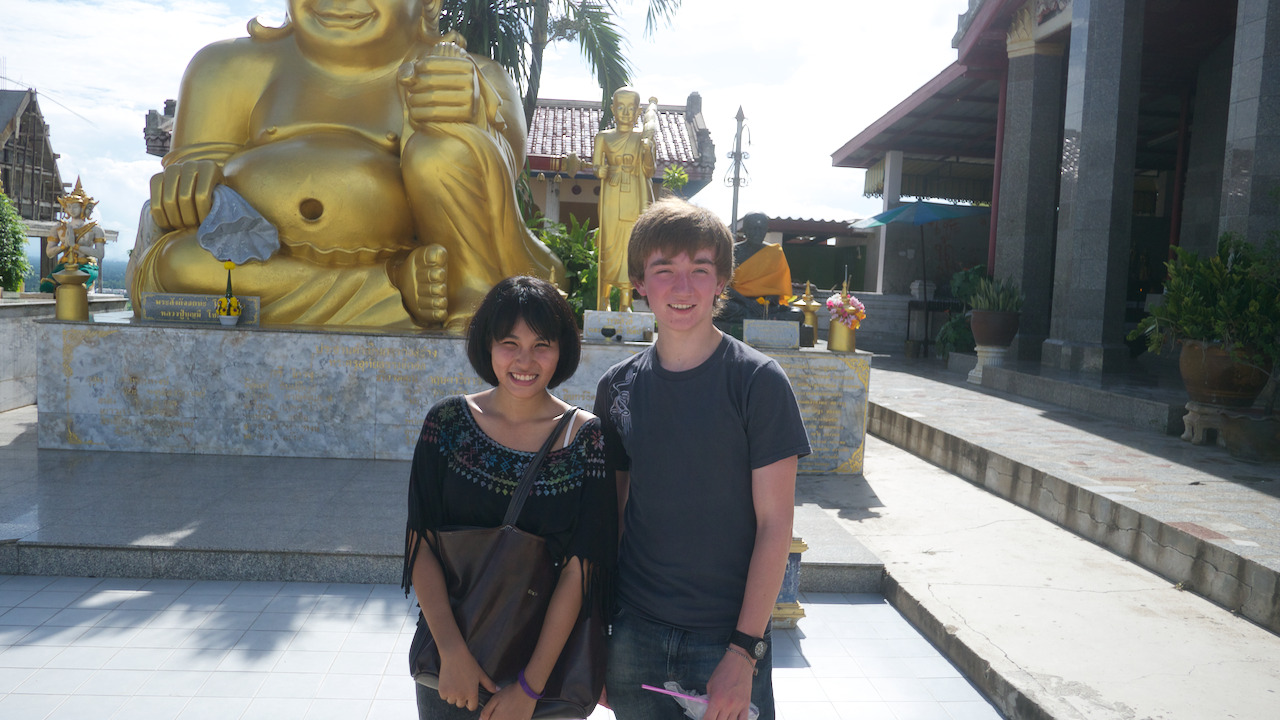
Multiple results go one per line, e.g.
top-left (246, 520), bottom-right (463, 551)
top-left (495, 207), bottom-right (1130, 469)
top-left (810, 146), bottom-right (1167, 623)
top-left (605, 606), bottom-right (774, 720)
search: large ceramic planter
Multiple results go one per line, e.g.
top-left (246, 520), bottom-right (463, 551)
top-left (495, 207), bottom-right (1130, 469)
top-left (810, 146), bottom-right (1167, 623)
top-left (1220, 410), bottom-right (1280, 462)
top-left (970, 310), bottom-right (1019, 347)
top-left (1179, 340), bottom-right (1268, 407)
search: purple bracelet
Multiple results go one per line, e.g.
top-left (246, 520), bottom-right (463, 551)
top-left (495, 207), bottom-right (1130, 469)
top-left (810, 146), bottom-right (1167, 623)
top-left (518, 669), bottom-right (543, 700)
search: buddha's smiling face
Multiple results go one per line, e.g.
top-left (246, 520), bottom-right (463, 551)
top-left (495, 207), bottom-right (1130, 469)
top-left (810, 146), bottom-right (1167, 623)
top-left (290, 0), bottom-right (423, 58)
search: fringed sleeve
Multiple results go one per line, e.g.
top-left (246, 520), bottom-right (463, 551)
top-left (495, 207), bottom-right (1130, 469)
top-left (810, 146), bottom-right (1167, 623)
top-left (565, 419), bottom-right (617, 620)
top-left (402, 399), bottom-right (450, 596)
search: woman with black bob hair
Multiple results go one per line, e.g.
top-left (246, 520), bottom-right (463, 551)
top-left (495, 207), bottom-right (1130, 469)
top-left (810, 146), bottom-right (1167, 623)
top-left (403, 276), bottom-right (615, 720)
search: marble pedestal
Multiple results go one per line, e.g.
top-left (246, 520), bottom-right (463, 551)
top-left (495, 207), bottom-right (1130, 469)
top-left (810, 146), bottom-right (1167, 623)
top-left (37, 320), bottom-right (870, 473)
top-left (968, 345), bottom-right (1010, 385)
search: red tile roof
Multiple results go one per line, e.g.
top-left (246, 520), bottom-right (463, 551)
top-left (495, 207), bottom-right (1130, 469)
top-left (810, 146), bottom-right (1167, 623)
top-left (526, 97), bottom-right (711, 181)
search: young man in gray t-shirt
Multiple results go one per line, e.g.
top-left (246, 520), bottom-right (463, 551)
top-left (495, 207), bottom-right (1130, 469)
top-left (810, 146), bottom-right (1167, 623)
top-left (594, 199), bottom-right (810, 720)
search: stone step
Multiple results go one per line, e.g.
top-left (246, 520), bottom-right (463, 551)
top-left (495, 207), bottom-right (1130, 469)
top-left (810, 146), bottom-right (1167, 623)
top-left (868, 399), bottom-right (1280, 635)
top-left (1, 502), bottom-right (887, 593)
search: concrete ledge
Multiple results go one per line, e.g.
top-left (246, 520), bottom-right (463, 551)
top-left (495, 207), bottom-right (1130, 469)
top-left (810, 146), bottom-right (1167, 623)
top-left (0, 543), bottom-right (401, 584)
top-left (0, 297), bottom-right (127, 411)
top-left (869, 401), bottom-right (1280, 635)
top-left (880, 573), bottom-right (1056, 720)
top-left (0, 539), bottom-right (879, 598)
top-left (981, 365), bottom-right (1184, 435)
top-left (799, 563), bottom-right (884, 594)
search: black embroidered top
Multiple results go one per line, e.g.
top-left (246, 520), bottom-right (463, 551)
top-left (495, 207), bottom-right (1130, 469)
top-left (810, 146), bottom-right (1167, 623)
top-left (402, 395), bottom-right (616, 607)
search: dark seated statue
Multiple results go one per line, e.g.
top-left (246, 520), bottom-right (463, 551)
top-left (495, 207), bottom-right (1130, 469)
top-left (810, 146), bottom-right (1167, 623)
top-left (718, 212), bottom-right (804, 323)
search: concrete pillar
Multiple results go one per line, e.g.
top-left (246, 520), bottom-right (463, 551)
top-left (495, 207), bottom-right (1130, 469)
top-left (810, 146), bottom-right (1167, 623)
top-left (874, 150), bottom-right (905, 294)
top-left (544, 177), bottom-right (562, 226)
top-left (1219, 0), bottom-right (1280, 246)
top-left (1179, 38), bottom-right (1233, 259)
top-left (1042, 0), bottom-right (1144, 373)
top-left (995, 4), bottom-right (1065, 363)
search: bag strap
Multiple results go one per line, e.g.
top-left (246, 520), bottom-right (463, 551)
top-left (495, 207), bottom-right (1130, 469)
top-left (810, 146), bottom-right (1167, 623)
top-left (502, 408), bottom-right (578, 526)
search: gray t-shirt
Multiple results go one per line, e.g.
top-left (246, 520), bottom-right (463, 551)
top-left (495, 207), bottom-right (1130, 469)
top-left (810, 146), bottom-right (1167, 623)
top-left (593, 335), bottom-right (811, 633)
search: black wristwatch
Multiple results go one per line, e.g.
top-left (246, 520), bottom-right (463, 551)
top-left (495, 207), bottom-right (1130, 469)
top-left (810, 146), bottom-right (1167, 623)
top-left (729, 630), bottom-right (768, 661)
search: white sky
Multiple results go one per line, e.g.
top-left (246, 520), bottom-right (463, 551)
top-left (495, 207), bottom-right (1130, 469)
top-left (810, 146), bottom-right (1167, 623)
top-left (1, 0), bottom-right (963, 262)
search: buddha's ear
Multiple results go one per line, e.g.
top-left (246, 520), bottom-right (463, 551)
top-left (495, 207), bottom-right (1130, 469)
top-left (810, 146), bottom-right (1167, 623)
top-left (420, 0), bottom-right (443, 39)
top-left (422, 0), bottom-right (443, 24)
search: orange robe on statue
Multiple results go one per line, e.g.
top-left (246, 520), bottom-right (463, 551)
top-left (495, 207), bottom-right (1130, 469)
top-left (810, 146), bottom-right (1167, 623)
top-left (732, 243), bottom-right (794, 302)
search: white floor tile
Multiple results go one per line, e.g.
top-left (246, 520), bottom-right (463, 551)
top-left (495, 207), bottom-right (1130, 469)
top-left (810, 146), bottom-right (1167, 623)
top-left (0, 666), bottom-right (36, 693)
top-left (197, 670), bottom-right (269, 698)
top-left (924, 677), bottom-right (982, 702)
top-left (817, 676), bottom-right (879, 702)
top-left (0, 691), bottom-right (67, 718)
top-left (889, 700), bottom-right (956, 720)
top-left (137, 670), bottom-right (215, 697)
top-left (366, 698), bottom-right (417, 719)
top-left (273, 650), bottom-right (337, 674)
top-left (303, 697), bottom-right (372, 719)
top-left (0, 644), bottom-right (62, 668)
top-left (316, 672), bottom-right (382, 699)
top-left (105, 647), bottom-right (175, 670)
top-left (13, 666), bottom-right (95, 694)
top-left (778, 700), bottom-right (844, 719)
top-left (45, 645), bottom-right (119, 670)
top-left (77, 667), bottom-right (155, 696)
top-left (329, 651), bottom-right (389, 675)
top-left (942, 700), bottom-right (1005, 720)
top-left (109, 694), bottom-right (189, 720)
top-left (832, 700), bottom-right (898, 720)
top-left (176, 695), bottom-right (252, 719)
top-left (242, 696), bottom-right (314, 720)
top-left (217, 650), bottom-right (285, 672)
top-left (256, 671), bottom-right (324, 699)
top-left (46, 693), bottom-right (129, 719)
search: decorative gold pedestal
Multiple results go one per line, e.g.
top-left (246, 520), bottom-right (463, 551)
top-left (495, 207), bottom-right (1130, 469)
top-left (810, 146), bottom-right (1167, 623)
top-left (827, 320), bottom-right (856, 352)
top-left (772, 537), bottom-right (809, 629)
top-left (53, 265), bottom-right (91, 321)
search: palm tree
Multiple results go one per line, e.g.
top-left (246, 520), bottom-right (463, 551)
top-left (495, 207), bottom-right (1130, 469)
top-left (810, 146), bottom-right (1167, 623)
top-left (439, 0), bottom-right (682, 128)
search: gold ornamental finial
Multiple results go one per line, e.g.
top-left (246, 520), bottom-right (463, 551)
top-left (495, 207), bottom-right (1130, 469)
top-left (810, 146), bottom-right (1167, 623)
top-left (57, 177), bottom-right (97, 218)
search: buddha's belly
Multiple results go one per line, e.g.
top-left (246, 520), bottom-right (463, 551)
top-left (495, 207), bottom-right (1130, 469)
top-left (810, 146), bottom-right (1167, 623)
top-left (224, 132), bottom-right (414, 263)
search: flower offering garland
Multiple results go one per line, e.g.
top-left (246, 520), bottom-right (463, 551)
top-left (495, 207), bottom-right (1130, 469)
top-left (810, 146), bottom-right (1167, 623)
top-left (216, 260), bottom-right (242, 317)
top-left (827, 284), bottom-right (867, 330)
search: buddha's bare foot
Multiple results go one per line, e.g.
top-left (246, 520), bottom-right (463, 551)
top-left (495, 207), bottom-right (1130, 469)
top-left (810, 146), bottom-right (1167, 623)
top-left (393, 244), bottom-right (448, 326)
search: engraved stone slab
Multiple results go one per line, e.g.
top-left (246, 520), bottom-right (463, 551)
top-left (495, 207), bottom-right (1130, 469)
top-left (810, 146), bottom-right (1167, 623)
top-left (583, 310), bottom-right (655, 344)
top-left (743, 319), bottom-right (800, 349)
top-left (37, 321), bottom-right (869, 473)
top-left (139, 292), bottom-right (261, 326)
top-left (769, 348), bottom-right (871, 474)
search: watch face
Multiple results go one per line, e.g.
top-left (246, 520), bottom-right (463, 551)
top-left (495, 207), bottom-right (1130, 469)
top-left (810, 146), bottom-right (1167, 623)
top-left (752, 640), bottom-right (767, 659)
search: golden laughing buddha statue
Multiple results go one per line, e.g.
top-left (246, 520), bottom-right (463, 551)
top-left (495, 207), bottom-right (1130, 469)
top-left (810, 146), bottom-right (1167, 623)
top-left (129, 0), bottom-right (562, 330)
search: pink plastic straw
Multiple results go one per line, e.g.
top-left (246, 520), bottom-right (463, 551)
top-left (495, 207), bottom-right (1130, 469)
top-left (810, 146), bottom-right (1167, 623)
top-left (641, 684), bottom-right (708, 704)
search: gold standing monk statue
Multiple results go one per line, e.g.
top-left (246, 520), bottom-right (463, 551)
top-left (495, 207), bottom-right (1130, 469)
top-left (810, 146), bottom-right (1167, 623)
top-left (592, 88), bottom-right (657, 312)
top-left (128, 0), bottom-right (562, 330)
top-left (720, 212), bottom-right (802, 323)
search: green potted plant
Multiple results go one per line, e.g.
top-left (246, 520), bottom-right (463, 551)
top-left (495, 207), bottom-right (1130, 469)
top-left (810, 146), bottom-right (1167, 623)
top-left (969, 276), bottom-right (1023, 347)
top-left (1129, 234), bottom-right (1280, 412)
top-left (0, 188), bottom-right (31, 296)
top-left (934, 265), bottom-right (985, 359)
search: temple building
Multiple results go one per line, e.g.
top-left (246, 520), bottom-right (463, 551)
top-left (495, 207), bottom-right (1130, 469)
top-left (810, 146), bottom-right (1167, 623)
top-left (833, 0), bottom-right (1277, 372)
top-left (1, 89), bottom-right (65, 281)
top-left (523, 91), bottom-right (715, 228)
